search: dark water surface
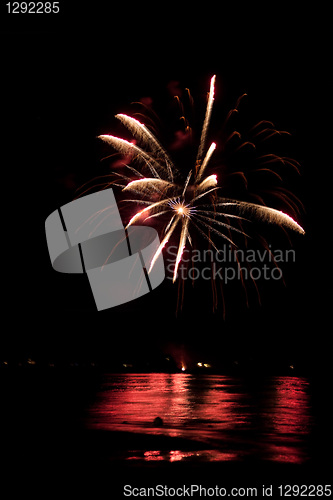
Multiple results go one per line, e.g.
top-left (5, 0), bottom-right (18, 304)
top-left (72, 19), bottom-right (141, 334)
top-left (2, 370), bottom-right (332, 496)
top-left (84, 373), bottom-right (320, 464)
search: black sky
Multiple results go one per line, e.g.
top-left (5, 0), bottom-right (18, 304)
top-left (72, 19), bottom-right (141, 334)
top-left (1, 2), bottom-right (332, 374)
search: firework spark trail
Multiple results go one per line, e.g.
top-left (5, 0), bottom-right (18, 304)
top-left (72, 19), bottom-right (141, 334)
top-left (148, 217), bottom-right (179, 274)
top-left (98, 75), bottom-right (304, 288)
top-left (196, 174), bottom-right (217, 193)
top-left (173, 216), bottom-right (190, 282)
top-left (123, 178), bottom-right (174, 193)
top-left (99, 135), bottom-right (164, 179)
top-left (125, 198), bottom-right (176, 227)
top-left (196, 75), bottom-right (216, 165)
top-left (218, 201), bottom-right (305, 234)
top-left (115, 114), bottom-right (176, 181)
top-left (196, 142), bottom-right (217, 183)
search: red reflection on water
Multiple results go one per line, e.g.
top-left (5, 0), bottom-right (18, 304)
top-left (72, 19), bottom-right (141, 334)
top-left (267, 377), bottom-right (311, 464)
top-left (143, 450), bottom-right (164, 461)
top-left (126, 449), bottom-right (239, 462)
top-left (170, 450), bottom-right (193, 462)
top-left (86, 374), bottom-right (311, 464)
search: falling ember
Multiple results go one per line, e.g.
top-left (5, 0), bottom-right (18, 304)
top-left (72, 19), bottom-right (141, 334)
top-left (95, 75), bottom-right (305, 307)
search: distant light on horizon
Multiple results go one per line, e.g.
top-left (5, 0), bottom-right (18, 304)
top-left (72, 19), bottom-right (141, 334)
top-left (197, 362), bottom-right (211, 368)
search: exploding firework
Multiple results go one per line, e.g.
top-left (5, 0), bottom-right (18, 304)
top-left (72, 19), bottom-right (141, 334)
top-left (98, 76), bottom-right (303, 269)
top-left (78, 75), bottom-right (305, 312)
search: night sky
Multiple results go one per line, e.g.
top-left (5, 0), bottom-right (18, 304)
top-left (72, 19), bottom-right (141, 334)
top-left (1, 2), bottom-right (332, 376)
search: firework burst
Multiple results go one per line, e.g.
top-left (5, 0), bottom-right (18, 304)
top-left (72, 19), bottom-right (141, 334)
top-left (96, 76), bottom-right (304, 293)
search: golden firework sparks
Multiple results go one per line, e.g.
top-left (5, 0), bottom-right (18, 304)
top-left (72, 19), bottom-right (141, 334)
top-left (96, 75), bottom-right (305, 293)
